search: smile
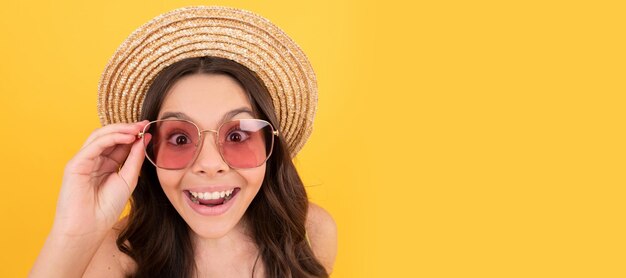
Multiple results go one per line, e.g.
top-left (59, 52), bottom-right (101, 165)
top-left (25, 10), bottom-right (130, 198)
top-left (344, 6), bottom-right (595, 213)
top-left (185, 188), bottom-right (240, 207)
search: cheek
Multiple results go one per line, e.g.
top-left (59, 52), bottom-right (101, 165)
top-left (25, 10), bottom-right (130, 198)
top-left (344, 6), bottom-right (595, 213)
top-left (156, 169), bottom-right (183, 191)
top-left (240, 165), bottom-right (266, 189)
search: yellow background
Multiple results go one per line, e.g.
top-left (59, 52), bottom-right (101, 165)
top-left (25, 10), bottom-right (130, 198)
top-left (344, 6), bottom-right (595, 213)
top-left (1, 0), bottom-right (624, 277)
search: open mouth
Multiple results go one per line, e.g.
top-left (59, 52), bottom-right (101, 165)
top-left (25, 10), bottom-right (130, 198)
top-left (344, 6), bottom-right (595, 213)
top-left (185, 188), bottom-right (240, 207)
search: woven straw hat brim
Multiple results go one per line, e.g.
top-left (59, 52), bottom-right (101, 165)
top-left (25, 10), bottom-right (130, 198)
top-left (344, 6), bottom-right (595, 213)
top-left (97, 6), bottom-right (317, 157)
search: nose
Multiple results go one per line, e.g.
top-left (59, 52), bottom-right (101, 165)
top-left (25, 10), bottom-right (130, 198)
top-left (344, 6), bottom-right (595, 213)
top-left (190, 131), bottom-right (229, 176)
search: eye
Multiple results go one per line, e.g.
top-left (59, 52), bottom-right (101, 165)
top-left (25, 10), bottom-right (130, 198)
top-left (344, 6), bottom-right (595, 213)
top-left (226, 130), bottom-right (250, 143)
top-left (167, 133), bottom-right (191, 146)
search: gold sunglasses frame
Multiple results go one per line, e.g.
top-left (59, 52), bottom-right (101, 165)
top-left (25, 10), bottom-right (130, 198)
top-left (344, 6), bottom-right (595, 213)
top-left (138, 118), bottom-right (279, 170)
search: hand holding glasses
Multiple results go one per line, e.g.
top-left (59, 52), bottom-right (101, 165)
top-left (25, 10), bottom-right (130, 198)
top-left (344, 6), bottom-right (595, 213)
top-left (42, 118), bottom-right (277, 252)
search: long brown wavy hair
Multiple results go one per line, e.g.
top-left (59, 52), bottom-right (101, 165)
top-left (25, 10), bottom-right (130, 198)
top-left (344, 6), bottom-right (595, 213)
top-left (116, 56), bottom-right (328, 277)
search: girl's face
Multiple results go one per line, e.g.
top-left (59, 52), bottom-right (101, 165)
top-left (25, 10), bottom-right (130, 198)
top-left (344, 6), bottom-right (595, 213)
top-left (156, 73), bottom-right (266, 239)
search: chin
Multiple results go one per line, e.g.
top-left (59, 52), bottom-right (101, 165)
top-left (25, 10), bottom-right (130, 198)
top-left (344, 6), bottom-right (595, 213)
top-left (187, 220), bottom-right (239, 239)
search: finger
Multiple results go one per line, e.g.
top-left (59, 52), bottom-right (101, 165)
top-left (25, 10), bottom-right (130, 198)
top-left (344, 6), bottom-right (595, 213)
top-left (75, 132), bottom-right (138, 163)
top-left (106, 140), bottom-right (134, 167)
top-left (105, 133), bottom-right (147, 172)
top-left (81, 124), bottom-right (141, 150)
top-left (81, 121), bottom-right (148, 149)
top-left (82, 130), bottom-right (145, 172)
top-left (117, 136), bottom-right (148, 193)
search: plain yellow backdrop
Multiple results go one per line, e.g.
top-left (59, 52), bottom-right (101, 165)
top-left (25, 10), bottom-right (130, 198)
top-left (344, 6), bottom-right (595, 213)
top-left (1, 0), bottom-right (624, 277)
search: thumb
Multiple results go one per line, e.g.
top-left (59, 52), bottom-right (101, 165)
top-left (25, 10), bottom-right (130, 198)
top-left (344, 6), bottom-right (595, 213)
top-left (118, 137), bottom-right (147, 194)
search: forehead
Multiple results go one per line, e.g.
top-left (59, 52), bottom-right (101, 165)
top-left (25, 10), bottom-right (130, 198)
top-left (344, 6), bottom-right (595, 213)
top-left (158, 73), bottom-right (253, 123)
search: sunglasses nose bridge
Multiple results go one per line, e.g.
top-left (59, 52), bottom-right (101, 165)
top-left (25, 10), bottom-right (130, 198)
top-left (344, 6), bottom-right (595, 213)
top-left (199, 128), bottom-right (229, 151)
top-left (194, 129), bottom-right (220, 154)
top-left (198, 129), bottom-right (219, 143)
top-left (189, 128), bottom-right (230, 169)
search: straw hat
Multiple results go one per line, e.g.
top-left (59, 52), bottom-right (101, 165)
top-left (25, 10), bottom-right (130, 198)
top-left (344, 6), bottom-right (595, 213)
top-left (97, 6), bottom-right (317, 157)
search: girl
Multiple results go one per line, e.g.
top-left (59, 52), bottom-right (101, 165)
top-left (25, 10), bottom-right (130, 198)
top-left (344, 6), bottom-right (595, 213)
top-left (30, 6), bottom-right (336, 278)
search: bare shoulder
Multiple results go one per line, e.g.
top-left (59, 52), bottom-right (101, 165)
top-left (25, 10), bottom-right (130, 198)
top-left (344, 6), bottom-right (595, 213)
top-left (306, 202), bottom-right (338, 274)
top-left (83, 217), bottom-right (136, 278)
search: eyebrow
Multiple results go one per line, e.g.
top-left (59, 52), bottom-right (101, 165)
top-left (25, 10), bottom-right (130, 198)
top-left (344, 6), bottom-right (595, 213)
top-left (159, 107), bottom-right (255, 125)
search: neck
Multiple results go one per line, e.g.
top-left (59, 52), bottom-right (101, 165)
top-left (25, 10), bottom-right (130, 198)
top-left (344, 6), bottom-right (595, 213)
top-left (191, 219), bottom-right (261, 277)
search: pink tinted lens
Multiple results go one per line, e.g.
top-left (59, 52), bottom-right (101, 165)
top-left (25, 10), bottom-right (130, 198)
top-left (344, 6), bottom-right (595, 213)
top-left (219, 119), bottom-right (272, 168)
top-left (144, 120), bottom-right (200, 169)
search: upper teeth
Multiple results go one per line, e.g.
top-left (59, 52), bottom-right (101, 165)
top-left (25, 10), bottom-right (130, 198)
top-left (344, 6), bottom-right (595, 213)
top-left (189, 189), bottom-right (234, 200)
